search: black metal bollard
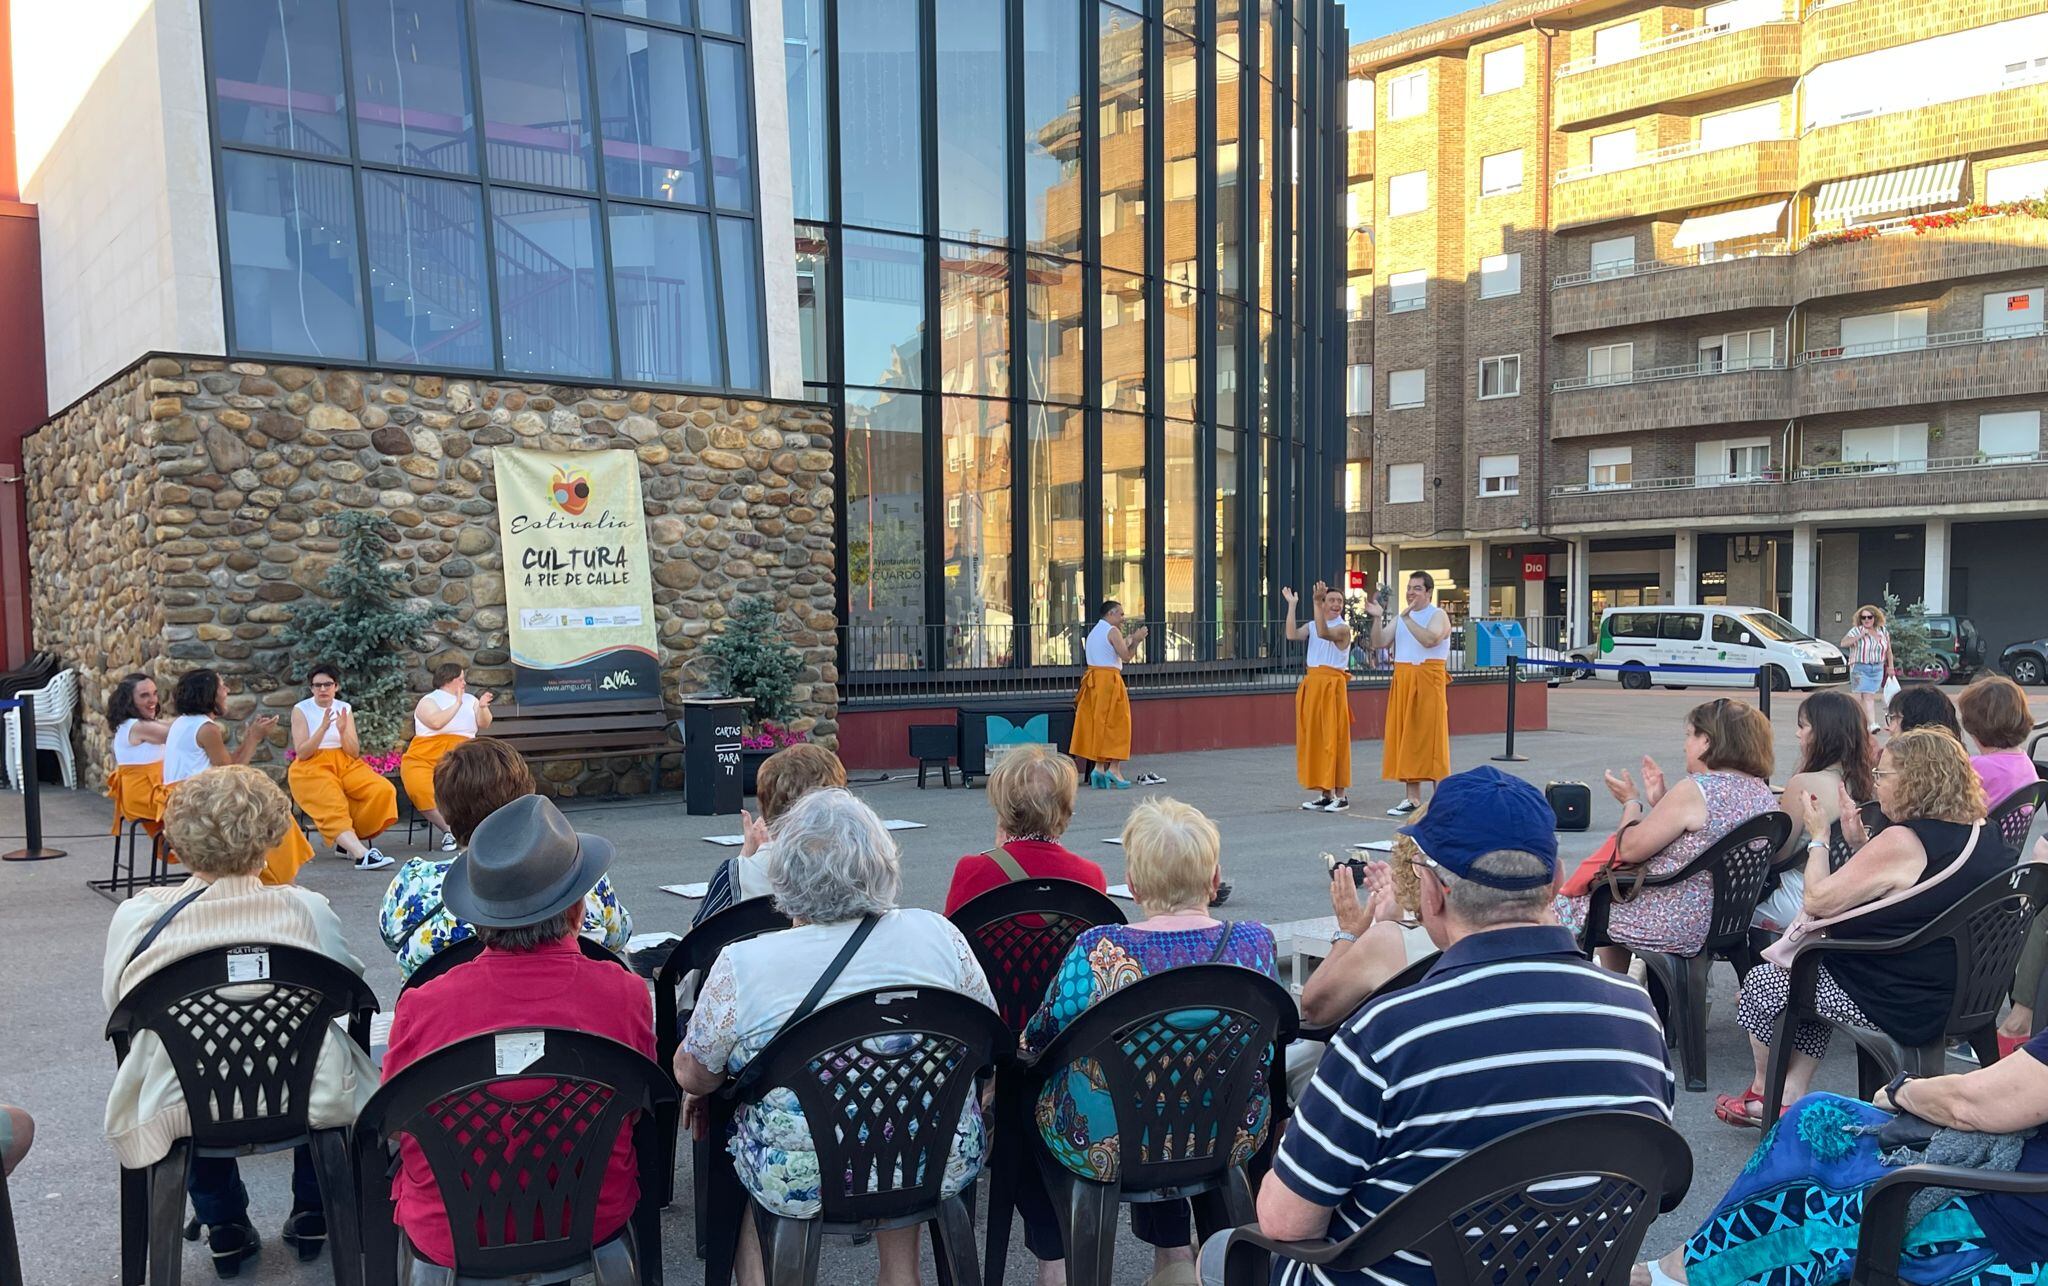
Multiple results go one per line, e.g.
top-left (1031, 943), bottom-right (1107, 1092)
top-left (1754, 665), bottom-right (1773, 722)
top-left (1493, 654), bottom-right (1530, 763)
top-left (4, 691), bottom-right (67, 862)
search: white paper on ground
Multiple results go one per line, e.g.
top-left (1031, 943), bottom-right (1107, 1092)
top-left (627, 932), bottom-right (681, 952)
top-left (882, 820), bottom-right (926, 831)
top-left (1106, 884), bottom-right (1135, 900)
top-left (1101, 837), bottom-right (1123, 845)
top-left (494, 1030), bottom-right (545, 1075)
top-left (700, 835), bottom-right (746, 846)
top-left (662, 883), bottom-right (711, 899)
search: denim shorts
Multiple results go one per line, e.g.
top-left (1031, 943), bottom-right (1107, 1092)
top-left (1851, 661), bottom-right (1884, 693)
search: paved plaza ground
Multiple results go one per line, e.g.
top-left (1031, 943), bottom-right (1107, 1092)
top-left (4, 683), bottom-right (2044, 1285)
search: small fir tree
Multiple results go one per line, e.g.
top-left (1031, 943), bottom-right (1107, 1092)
top-left (282, 512), bottom-right (431, 754)
top-left (1881, 589), bottom-right (1938, 673)
top-left (703, 596), bottom-right (803, 729)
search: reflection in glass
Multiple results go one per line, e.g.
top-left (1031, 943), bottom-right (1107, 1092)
top-left (717, 218), bottom-right (764, 388)
top-left (222, 152), bottom-right (366, 360)
top-left (1257, 309), bottom-right (1276, 435)
top-left (939, 242), bottom-right (1010, 397)
top-left (1216, 43), bottom-right (1242, 298)
top-left (1257, 75), bottom-right (1275, 311)
top-left (1164, 29), bottom-right (1199, 341)
top-left (1215, 425), bottom-right (1241, 656)
top-left (795, 223), bottom-right (831, 387)
top-left (1259, 432), bottom-right (1276, 651)
top-left (1164, 421), bottom-right (1197, 660)
top-left (491, 189), bottom-right (609, 379)
top-left (593, 0), bottom-right (689, 25)
top-left (839, 0), bottom-right (923, 232)
top-left (937, 0), bottom-right (1009, 245)
top-left (349, 0), bottom-right (475, 173)
top-left (593, 20), bottom-right (705, 204)
top-left (1024, 256), bottom-right (1085, 404)
top-left (476, 0), bottom-right (595, 190)
top-left (1100, 272), bottom-right (1146, 412)
top-left (701, 40), bottom-right (755, 210)
top-left (846, 388), bottom-right (927, 664)
top-left (1023, 0), bottom-right (1083, 256)
top-left (1165, 277), bottom-right (1197, 421)
top-left (843, 231), bottom-right (926, 389)
top-left (1216, 296), bottom-right (1241, 427)
top-left (941, 397), bottom-right (1015, 666)
top-left (609, 205), bottom-right (718, 386)
top-left (1098, 3), bottom-right (1146, 274)
top-left (1102, 410), bottom-right (1147, 624)
top-left (1029, 404), bottom-right (1087, 664)
top-left (363, 172), bottom-right (490, 368)
top-left (784, 0), bottom-right (830, 221)
top-left (212, 0), bottom-right (349, 154)
top-left (697, 0), bottom-right (742, 36)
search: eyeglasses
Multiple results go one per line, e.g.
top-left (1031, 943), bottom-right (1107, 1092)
top-left (310, 680), bottom-right (338, 689)
top-left (1858, 615), bottom-right (1875, 622)
top-left (1873, 768), bottom-right (1898, 778)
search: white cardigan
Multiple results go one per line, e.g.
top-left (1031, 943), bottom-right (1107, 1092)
top-left (102, 874), bottom-right (377, 1168)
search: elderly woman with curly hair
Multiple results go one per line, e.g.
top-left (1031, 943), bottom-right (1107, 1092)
top-left (673, 788), bottom-right (998, 1286)
top-left (1713, 728), bottom-right (2019, 1128)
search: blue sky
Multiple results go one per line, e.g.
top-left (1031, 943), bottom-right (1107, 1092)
top-left (1347, 0), bottom-right (1470, 43)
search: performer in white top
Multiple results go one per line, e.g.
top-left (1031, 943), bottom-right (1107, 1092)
top-left (1368, 570), bottom-right (1453, 816)
top-left (162, 668), bottom-right (312, 883)
top-left (399, 662), bottom-right (495, 849)
top-left (1071, 600), bottom-right (1148, 788)
top-left (286, 664), bottom-right (399, 870)
top-left (104, 673), bottom-right (172, 833)
top-left (1283, 581), bottom-right (1355, 812)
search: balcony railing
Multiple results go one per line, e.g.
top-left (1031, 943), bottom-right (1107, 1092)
top-left (1552, 356), bottom-right (1786, 392)
top-left (1550, 470), bottom-right (1782, 497)
top-left (1803, 62), bottom-right (2048, 136)
top-left (1552, 242), bottom-right (1792, 289)
top-left (1796, 322), bottom-right (2046, 364)
top-left (1791, 450), bottom-right (2048, 481)
top-left (1556, 132), bottom-right (1789, 184)
top-left (1555, 9), bottom-right (1793, 78)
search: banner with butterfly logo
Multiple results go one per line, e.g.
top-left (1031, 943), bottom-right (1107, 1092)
top-left (491, 448), bottom-right (661, 705)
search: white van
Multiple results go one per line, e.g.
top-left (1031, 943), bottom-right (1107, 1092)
top-left (1573, 605), bottom-right (1849, 691)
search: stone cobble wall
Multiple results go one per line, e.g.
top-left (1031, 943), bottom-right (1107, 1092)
top-left (25, 356), bottom-right (840, 795)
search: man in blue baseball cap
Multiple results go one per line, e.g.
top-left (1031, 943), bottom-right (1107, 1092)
top-left (1199, 767), bottom-right (1675, 1286)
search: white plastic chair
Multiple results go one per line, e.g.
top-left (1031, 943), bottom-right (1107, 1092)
top-left (5, 668), bottom-right (78, 790)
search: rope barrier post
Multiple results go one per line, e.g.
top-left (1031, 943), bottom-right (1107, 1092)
top-left (1493, 655), bottom-right (1529, 763)
top-left (1754, 665), bottom-right (1772, 722)
top-left (3, 692), bottom-right (67, 863)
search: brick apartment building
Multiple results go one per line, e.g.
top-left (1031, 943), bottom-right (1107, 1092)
top-left (1344, 0), bottom-right (2048, 660)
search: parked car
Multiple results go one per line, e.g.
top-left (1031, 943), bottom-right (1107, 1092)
top-left (2003, 635), bottom-right (2048, 686)
top-left (1568, 605), bottom-right (1849, 691)
top-left (1904, 614), bottom-right (1983, 685)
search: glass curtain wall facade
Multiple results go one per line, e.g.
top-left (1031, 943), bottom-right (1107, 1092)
top-left (795, 0), bottom-right (1346, 674)
top-left (201, 0), bottom-right (766, 391)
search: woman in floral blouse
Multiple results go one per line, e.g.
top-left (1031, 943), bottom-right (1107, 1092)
top-left (377, 737), bottom-right (630, 978)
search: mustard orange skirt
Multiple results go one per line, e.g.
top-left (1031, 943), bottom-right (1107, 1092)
top-left (1296, 666), bottom-right (1353, 792)
top-left (399, 733), bottom-right (468, 813)
top-left (288, 748), bottom-right (398, 845)
top-left (157, 777), bottom-right (315, 886)
top-left (1382, 660), bottom-right (1450, 783)
top-left (1070, 666), bottom-right (1131, 762)
top-left (108, 763), bottom-right (170, 837)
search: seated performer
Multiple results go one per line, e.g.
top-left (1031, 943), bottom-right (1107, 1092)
top-left (286, 664), bottom-right (399, 872)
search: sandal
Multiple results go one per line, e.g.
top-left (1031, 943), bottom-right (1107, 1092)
top-left (1713, 1088), bottom-right (1766, 1129)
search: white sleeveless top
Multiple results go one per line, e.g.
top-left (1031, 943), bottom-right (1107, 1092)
top-left (296, 697), bottom-right (349, 751)
top-left (1306, 627), bottom-right (1350, 672)
top-left (1084, 619), bottom-right (1123, 669)
top-left (414, 689), bottom-right (480, 739)
top-left (162, 715), bottom-right (215, 785)
top-left (1393, 605), bottom-right (1452, 664)
top-left (112, 719), bottom-right (167, 767)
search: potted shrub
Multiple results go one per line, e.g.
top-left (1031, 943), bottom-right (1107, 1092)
top-left (282, 512), bottom-right (430, 771)
top-left (701, 596), bottom-right (806, 794)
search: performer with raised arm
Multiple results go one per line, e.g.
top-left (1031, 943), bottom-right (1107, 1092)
top-left (1284, 581), bottom-right (1354, 812)
top-left (1370, 571), bottom-right (1453, 816)
top-left (400, 663), bottom-right (494, 851)
top-left (1071, 600), bottom-right (1148, 789)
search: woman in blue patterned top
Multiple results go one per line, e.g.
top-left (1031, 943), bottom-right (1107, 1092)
top-left (1017, 797), bottom-right (1277, 1286)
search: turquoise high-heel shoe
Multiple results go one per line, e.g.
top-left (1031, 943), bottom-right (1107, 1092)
top-left (1106, 774), bottom-right (1132, 790)
top-left (1089, 769), bottom-right (1109, 789)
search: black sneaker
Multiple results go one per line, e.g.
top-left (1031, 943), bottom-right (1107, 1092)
top-left (281, 1208), bottom-right (326, 1262)
top-left (206, 1221), bottom-right (261, 1279)
top-left (1386, 799), bottom-right (1420, 817)
top-left (1302, 796), bottom-right (1333, 810)
top-left (1323, 798), bottom-right (1351, 813)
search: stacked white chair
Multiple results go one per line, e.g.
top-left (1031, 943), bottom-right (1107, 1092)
top-left (5, 668), bottom-right (78, 790)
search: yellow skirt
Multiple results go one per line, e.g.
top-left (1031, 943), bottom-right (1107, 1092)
top-left (1070, 666), bottom-right (1131, 762)
top-left (1295, 667), bottom-right (1353, 792)
top-left (107, 763), bottom-right (170, 836)
top-left (1382, 660), bottom-right (1450, 784)
top-left (160, 778), bottom-right (315, 886)
top-left (288, 748), bottom-right (399, 845)
top-left (400, 733), bottom-right (468, 813)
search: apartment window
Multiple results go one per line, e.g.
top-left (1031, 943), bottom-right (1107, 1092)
top-left (1480, 149), bottom-right (1524, 197)
top-left (1346, 362), bottom-right (1372, 414)
top-left (1346, 186), bottom-right (1369, 230)
top-left (1587, 342), bottom-right (1634, 385)
top-left (1980, 410), bottom-right (2042, 459)
top-left (1589, 446), bottom-right (1633, 490)
top-left (1481, 46), bottom-right (1524, 95)
top-left (948, 497), bottom-right (962, 526)
top-left (1704, 0), bottom-right (1778, 30)
top-left (1479, 252), bottom-right (1521, 299)
top-left (1593, 20), bottom-right (1641, 66)
top-left (1167, 158), bottom-right (1197, 200)
top-left (1479, 453), bottom-right (1520, 496)
top-left (1388, 462), bottom-right (1425, 504)
top-left (1842, 423), bottom-right (1930, 473)
top-left (1803, 14), bottom-right (2048, 132)
top-left (1388, 368), bottom-right (1426, 408)
top-left (1697, 437), bottom-right (1772, 482)
top-left (1988, 160), bottom-right (2048, 204)
top-left (1388, 170), bottom-right (1428, 215)
top-left (1347, 78), bottom-right (1374, 131)
top-left (1388, 269), bottom-right (1427, 312)
top-left (1698, 102), bottom-right (1781, 150)
top-left (1345, 461), bottom-right (1367, 511)
top-left (1590, 129), bottom-right (1638, 174)
top-left (1388, 70), bottom-right (1427, 120)
top-left (1590, 235), bottom-right (1636, 279)
top-left (1840, 308), bottom-right (1929, 356)
top-left (1345, 284), bottom-right (1363, 320)
top-left (1699, 329), bottom-right (1774, 372)
top-left (1479, 354), bottom-right (1521, 398)
top-left (1984, 287), bottom-right (2044, 337)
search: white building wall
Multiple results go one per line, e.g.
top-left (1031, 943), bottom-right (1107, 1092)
top-left (16, 0), bottom-right (223, 412)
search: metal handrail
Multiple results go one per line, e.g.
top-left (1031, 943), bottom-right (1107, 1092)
top-left (1792, 451), bottom-right (2048, 481)
top-left (1552, 356), bottom-right (1787, 392)
top-left (1796, 323), bottom-right (2047, 364)
top-left (1552, 242), bottom-right (1793, 288)
top-left (1556, 132), bottom-right (1788, 184)
top-left (1550, 470), bottom-right (1783, 497)
top-left (1555, 11), bottom-right (1793, 78)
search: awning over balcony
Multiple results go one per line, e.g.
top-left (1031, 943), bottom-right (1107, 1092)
top-left (1672, 200), bottom-right (1788, 248)
top-left (1814, 160), bottom-right (1965, 225)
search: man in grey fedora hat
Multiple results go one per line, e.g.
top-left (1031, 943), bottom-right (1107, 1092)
top-left (382, 795), bottom-right (657, 1269)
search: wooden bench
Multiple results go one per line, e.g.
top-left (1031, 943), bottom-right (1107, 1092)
top-left (487, 695), bottom-right (682, 793)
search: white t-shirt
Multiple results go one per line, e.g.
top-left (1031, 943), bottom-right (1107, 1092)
top-left (162, 715), bottom-right (214, 785)
top-left (1084, 619), bottom-right (1123, 669)
top-left (1392, 604), bottom-right (1452, 664)
top-left (295, 697), bottom-right (350, 751)
top-left (1305, 626), bottom-right (1351, 672)
top-left (113, 719), bottom-right (166, 767)
top-left (413, 689), bottom-right (480, 739)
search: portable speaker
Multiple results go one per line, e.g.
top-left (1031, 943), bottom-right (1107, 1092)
top-left (1546, 781), bottom-right (1591, 832)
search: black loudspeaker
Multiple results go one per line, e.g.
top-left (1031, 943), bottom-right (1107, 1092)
top-left (1546, 781), bottom-right (1591, 832)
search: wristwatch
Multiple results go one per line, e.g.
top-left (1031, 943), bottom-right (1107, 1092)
top-left (1883, 1069), bottom-right (1915, 1105)
top-left (1332, 930), bottom-right (1359, 944)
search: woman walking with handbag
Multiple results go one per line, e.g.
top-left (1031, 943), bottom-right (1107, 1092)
top-left (1842, 603), bottom-right (1896, 734)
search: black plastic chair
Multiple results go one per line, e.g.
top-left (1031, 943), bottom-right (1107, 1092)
top-left (1853, 1163), bottom-right (2048, 1286)
top-left (706, 986), bottom-right (1010, 1286)
top-left (1989, 781), bottom-right (2047, 853)
top-left (1762, 862), bottom-right (2048, 1121)
top-left (352, 1029), bottom-right (676, 1286)
top-left (0, 1156), bottom-right (21, 1286)
top-left (401, 933), bottom-right (630, 994)
top-left (105, 945), bottom-right (378, 1286)
top-left (1581, 811), bottom-right (1793, 1091)
top-left (1220, 1111), bottom-right (1693, 1286)
top-left (1019, 965), bottom-right (1299, 1286)
top-left (947, 878), bottom-right (1126, 1286)
top-left (651, 895), bottom-right (793, 1220)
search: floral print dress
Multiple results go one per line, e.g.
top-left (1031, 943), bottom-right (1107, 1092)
top-left (377, 854), bottom-right (632, 978)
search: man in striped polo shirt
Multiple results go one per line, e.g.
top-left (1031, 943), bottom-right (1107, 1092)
top-left (1209, 766), bottom-right (1675, 1286)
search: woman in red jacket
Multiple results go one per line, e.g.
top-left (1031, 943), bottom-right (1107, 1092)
top-left (944, 745), bottom-right (1107, 914)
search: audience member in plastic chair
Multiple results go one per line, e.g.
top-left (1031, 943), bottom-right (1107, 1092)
top-left (695, 742), bottom-right (847, 925)
top-left (943, 744), bottom-right (1107, 915)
